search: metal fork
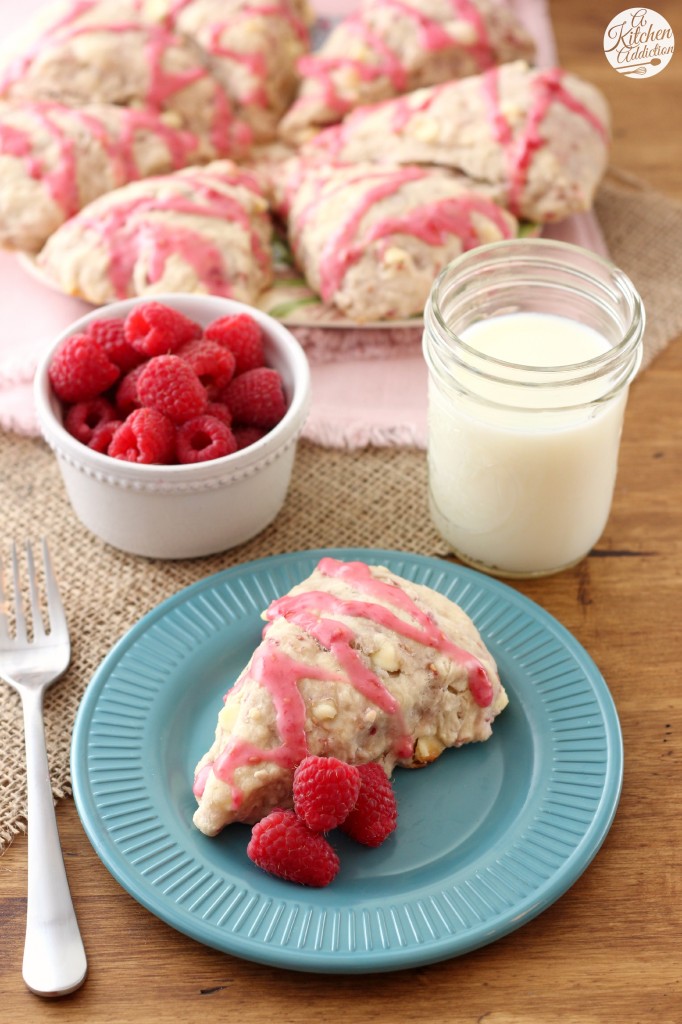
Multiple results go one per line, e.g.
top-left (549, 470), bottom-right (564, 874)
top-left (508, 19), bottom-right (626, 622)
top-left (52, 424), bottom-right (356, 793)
top-left (0, 540), bottom-right (87, 997)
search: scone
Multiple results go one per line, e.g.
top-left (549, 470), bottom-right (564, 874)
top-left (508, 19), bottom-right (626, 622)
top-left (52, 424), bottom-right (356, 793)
top-left (148, 0), bottom-right (313, 143)
top-left (301, 61), bottom-right (610, 223)
top-left (0, 100), bottom-right (218, 253)
top-left (283, 160), bottom-right (517, 321)
top-left (0, 0), bottom-right (252, 157)
top-left (193, 557), bottom-right (508, 836)
top-left (36, 160), bottom-right (273, 304)
top-left (278, 0), bottom-right (536, 142)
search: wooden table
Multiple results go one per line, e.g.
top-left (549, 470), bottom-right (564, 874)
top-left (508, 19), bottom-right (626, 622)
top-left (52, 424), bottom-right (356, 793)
top-left (2, 2), bottom-right (681, 1020)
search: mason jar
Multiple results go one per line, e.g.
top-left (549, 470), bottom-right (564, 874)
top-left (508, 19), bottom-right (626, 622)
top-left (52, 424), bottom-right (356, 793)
top-left (422, 238), bottom-right (645, 578)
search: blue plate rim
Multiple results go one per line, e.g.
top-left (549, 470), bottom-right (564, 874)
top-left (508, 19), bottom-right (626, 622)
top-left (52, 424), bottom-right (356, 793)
top-left (71, 547), bottom-right (623, 973)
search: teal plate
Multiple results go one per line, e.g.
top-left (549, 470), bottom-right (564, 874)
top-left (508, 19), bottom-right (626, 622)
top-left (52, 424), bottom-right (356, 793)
top-left (71, 548), bottom-right (623, 973)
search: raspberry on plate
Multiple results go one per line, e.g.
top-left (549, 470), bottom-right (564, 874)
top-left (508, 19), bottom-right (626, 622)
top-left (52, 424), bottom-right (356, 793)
top-left (205, 313), bottom-right (265, 374)
top-left (339, 762), bottom-right (398, 848)
top-left (48, 332), bottom-right (120, 403)
top-left (176, 414), bottom-right (238, 464)
top-left (124, 301), bottom-right (202, 357)
top-left (108, 407), bottom-right (176, 464)
top-left (293, 756), bottom-right (361, 832)
top-left (137, 354), bottom-right (207, 424)
top-left (223, 367), bottom-right (286, 428)
top-left (247, 809), bottom-right (340, 887)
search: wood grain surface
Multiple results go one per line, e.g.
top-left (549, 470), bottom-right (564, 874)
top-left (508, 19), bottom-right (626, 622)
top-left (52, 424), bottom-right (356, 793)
top-left (1, 2), bottom-right (681, 1021)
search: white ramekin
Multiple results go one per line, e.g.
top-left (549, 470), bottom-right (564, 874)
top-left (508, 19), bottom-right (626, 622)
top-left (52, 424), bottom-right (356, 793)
top-left (33, 293), bottom-right (311, 559)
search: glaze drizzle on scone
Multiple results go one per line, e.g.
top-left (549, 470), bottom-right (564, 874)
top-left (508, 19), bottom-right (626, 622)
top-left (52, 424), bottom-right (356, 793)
top-left (192, 558), bottom-right (508, 837)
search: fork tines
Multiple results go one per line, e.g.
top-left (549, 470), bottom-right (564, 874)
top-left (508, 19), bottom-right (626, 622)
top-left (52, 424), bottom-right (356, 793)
top-left (0, 539), bottom-right (65, 644)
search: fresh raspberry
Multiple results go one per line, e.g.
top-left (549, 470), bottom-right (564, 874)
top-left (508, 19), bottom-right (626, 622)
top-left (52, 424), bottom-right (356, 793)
top-left (339, 762), bottom-right (397, 848)
top-left (233, 425), bottom-right (266, 450)
top-left (63, 397), bottom-right (117, 445)
top-left (88, 418), bottom-right (123, 454)
top-left (223, 367), bottom-right (286, 428)
top-left (176, 414), bottom-right (238, 464)
top-left (87, 317), bottom-right (144, 372)
top-left (178, 339), bottom-right (236, 399)
top-left (136, 354), bottom-right (207, 423)
top-left (293, 756), bottom-right (361, 832)
top-left (205, 313), bottom-right (265, 374)
top-left (124, 302), bottom-right (201, 357)
top-left (108, 407), bottom-right (176, 464)
top-left (114, 363), bottom-right (146, 416)
top-left (48, 333), bottom-right (120, 403)
top-left (204, 401), bottom-right (233, 427)
top-left (247, 809), bottom-right (340, 887)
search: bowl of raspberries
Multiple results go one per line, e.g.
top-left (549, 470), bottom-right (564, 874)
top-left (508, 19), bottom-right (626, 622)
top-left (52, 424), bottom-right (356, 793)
top-left (34, 294), bottom-right (311, 558)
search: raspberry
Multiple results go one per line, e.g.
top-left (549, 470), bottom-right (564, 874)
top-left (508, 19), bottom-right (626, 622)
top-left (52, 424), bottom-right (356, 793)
top-left (339, 762), bottom-right (397, 848)
top-left (48, 332), bottom-right (120, 403)
top-left (205, 401), bottom-right (232, 426)
top-left (88, 418), bottom-right (122, 454)
top-left (179, 339), bottom-right (236, 399)
top-left (114, 364), bottom-right (146, 416)
top-left (124, 301), bottom-right (201, 357)
top-left (108, 407), bottom-right (176, 464)
top-left (223, 367), bottom-right (286, 428)
top-left (63, 397), bottom-right (117, 444)
top-left (136, 354), bottom-right (207, 423)
top-left (87, 317), bottom-right (144, 372)
top-left (247, 809), bottom-right (340, 887)
top-left (293, 756), bottom-right (361, 832)
top-left (233, 425), bottom-right (266, 450)
top-left (205, 313), bottom-right (265, 374)
top-left (176, 414), bottom-right (238, 464)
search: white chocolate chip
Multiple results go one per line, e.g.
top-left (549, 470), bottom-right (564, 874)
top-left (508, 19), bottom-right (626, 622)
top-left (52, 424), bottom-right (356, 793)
top-left (311, 700), bottom-right (337, 722)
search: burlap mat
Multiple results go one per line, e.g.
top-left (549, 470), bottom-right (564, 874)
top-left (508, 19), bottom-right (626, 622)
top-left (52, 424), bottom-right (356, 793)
top-left (1, 172), bottom-right (681, 851)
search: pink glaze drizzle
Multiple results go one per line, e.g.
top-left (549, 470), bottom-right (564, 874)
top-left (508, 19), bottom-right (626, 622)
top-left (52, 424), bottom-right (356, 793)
top-left (195, 558), bottom-right (494, 806)
top-left (293, 164), bottom-right (512, 303)
top-left (482, 66), bottom-right (608, 216)
top-left (74, 171), bottom-right (269, 299)
top-left (201, 641), bottom-right (347, 803)
top-left (0, 102), bottom-right (204, 220)
top-left (316, 558), bottom-right (493, 708)
top-left (0, 4), bottom-right (250, 159)
top-left (293, 0), bottom-right (494, 120)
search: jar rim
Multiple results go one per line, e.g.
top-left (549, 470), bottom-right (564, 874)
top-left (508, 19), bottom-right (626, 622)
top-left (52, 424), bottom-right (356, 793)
top-left (423, 238), bottom-right (645, 410)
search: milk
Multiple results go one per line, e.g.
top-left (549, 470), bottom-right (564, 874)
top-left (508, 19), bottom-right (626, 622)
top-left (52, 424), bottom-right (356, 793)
top-left (427, 311), bottom-right (630, 576)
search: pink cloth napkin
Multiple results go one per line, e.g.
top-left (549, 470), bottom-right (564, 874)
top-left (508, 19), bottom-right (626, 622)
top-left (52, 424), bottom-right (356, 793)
top-left (0, 0), bottom-right (608, 446)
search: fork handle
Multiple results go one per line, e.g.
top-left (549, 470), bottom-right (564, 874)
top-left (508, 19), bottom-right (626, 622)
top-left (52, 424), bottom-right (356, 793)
top-left (21, 686), bottom-right (88, 997)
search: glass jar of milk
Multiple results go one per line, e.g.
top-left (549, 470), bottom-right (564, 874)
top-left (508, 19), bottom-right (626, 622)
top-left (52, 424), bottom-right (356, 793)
top-left (423, 238), bottom-right (644, 578)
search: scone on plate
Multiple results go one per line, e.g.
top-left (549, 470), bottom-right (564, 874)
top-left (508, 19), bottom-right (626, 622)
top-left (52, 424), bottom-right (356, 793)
top-left (0, 100), bottom-right (219, 253)
top-left (0, 0), bottom-right (252, 158)
top-left (278, 0), bottom-right (536, 142)
top-left (283, 160), bottom-right (517, 321)
top-left (36, 160), bottom-right (273, 304)
top-left (301, 60), bottom-right (610, 224)
top-left (193, 557), bottom-right (508, 836)
top-left (147, 0), bottom-right (313, 143)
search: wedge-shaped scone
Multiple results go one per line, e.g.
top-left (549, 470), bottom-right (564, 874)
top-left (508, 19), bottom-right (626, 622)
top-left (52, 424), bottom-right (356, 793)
top-left (148, 0), bottom-right (313, 143)
top-left (283, 160), bottom-right (517, 321)
top-left (0, 0), bottom-right (251, 157)
top-left (0, 100), bottom-right (220, 253)
top-left (193, 558), bottom-right (508, 836)
top-left (302, 61), bottom-right (610, 224)
top-left (278, 0), bottom-right (536, 142)
top-left (36, 161), bottom-right (273, 304)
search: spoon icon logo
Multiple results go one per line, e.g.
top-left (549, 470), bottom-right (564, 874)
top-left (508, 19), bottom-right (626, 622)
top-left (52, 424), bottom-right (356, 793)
top-left (604, 8), bottom-right (674, 78)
